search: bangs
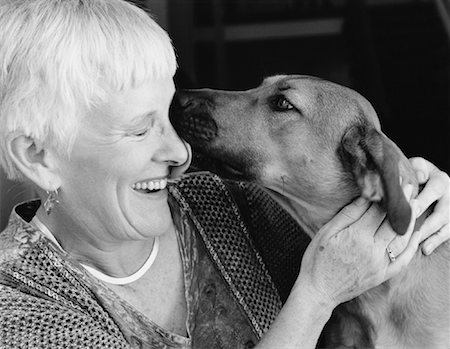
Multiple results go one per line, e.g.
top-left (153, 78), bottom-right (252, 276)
top-left (68, 0), bottom-right (177, 105)
top-left (86, 4), bottom-right (177, 93)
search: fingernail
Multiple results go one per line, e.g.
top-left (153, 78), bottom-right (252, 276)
top-left (416, 171), bottom-right (426, 183)
top-left (423, 243), bottom-right (433, 255)
top-left (355, 197), bottom-right (367, 206)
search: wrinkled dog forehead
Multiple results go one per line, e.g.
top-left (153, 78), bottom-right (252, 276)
top-left (274, 75), bottom-right (382, 129)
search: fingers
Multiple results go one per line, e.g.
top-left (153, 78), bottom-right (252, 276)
top-left (415, 170), bottom-right (449, 216)
top-left (413, 164), bottom-right (450, 254)
top-left (385, 202), bottom-right (419, 274)
top-left (421, 223), bottom-right (450, 255)
top-left (418, 194), bottom-right (450, 240)
top-left (373, 183), bottom-right (415, 247)
top-left (356, 204), bottom-right (386, 238)
top-left (384, 200), bottom-right (420, 258)
top-left (386, 227), bottom-right (422, 279)
top-left (323, 197), bottom-right (371, 232)
top-left (409, 157), bottom-right (435, 184)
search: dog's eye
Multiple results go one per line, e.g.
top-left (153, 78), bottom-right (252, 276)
top-left (271, 95), bottom-right (294, 111)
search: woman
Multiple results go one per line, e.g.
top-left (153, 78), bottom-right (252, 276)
top-left (0, 1), bottom-right (448, 348)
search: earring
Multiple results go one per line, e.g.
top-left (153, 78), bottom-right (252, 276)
top-left (43, 189), bottom-right (59, 215)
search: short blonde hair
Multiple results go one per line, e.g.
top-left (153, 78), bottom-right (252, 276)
top-left (0, 0), bottom-right (177, 180)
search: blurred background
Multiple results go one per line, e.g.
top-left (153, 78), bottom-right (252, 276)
top-left (1, 0), bottom-right (449, 230)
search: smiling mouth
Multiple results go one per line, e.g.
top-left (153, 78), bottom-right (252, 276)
top-left (132, 178), bottom-right (167, 193)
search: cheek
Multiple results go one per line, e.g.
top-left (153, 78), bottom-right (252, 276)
top-left (61, 150), bottom-right (137, 190)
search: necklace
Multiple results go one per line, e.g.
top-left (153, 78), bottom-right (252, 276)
top-left (31, 215), bottom-right (160, 285)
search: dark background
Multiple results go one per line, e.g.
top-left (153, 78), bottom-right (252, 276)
top-left (166, 0), bottom-right (449, 173)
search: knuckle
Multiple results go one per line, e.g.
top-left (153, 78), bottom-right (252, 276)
top-left (410, 157), bottom-right (427, 169)
top-left (437, 224), bottom-right (449, 238)
top-left (436, 171), bottom-right (449, 186)
top-left (433, 208), bottom-right (449, 227)
top-left (340, 206), bottom-right (358, 221)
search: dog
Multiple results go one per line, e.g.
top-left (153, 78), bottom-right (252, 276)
top-left (170, 75), bottom-right (450, 348)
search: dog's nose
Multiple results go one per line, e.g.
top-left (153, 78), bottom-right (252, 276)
top-left (169, 90), bottom-right (218, 145)
top-left (172, 90), bottom-right (194, 110)
top-left (172, 90), bottom-right (216, 111)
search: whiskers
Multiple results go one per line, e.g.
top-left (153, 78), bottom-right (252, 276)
top-left (280, 175), bottom-right (287, 194)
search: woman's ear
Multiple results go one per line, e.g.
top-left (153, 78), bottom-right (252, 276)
top-left (7, 134), bottom-right (61, 191)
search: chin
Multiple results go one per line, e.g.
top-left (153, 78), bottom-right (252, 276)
top-left (136, 204), bottom-right (173, 237)
top-left (121, 192), bottom-right (172, 238)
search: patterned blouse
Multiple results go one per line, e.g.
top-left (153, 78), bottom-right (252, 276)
top-left (0, 173), bottom-right (310, 348)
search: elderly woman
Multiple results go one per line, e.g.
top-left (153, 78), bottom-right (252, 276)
top-left (0, 1), bottom-right (448, 348)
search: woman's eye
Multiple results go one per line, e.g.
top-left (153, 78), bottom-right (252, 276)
top-left (272, 96), bottom-right (294, 111)
top-left (132, 129), bottom-right (149, 137)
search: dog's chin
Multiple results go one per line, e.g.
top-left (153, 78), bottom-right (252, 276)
top-left (189, 151), bottom-right (251, 181)
top-left (216, 161), bottom-right (249, 181)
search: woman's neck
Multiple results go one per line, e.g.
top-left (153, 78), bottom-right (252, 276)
top-left (34, 206), bottom-right (170, 278)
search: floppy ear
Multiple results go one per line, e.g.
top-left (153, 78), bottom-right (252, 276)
top-left (339, 125), bottom-right (412, 235)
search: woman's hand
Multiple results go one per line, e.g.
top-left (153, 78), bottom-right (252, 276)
top-left (409, 157), bottom-right (450, 255)
top-left (297, 185), bottom-right (420, 307)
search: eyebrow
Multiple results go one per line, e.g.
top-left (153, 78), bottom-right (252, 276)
top-left (130, 110), bottom-right (156, 124)
top-left (112, 111), bottom-right (156, 132)
top-left (278, 85), bottom-right (291, 92)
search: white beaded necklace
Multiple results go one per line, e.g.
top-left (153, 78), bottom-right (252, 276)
top-left (31, 216), bottom-right (160, 285)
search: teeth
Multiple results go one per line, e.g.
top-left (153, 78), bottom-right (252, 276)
top-left (133, 178), bottom-right (167, 192)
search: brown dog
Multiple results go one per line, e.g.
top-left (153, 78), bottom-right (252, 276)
top-left (170, 75), bottom-right (450, 348)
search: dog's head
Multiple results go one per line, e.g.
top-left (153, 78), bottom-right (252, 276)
top-left (170, 75), bottom-right (417, 235)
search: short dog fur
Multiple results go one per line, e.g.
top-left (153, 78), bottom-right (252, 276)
top-left (170, 75), bottom-right (450, 348)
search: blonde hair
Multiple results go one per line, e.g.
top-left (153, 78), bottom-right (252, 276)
top-left (0, 0), bottom-right (177, 180)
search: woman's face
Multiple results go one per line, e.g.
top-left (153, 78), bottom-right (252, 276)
top-left (55, 77), bottom-right (189, 242)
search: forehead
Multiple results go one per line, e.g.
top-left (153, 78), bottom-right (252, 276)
top-left (261, 75), bottom-right (323, 88)
top-left (260, 74), bottom-right (381, 127)
top-left (101, 78), bottom-right (174, 117)
top-left (78, 78), bottom-right (174, 136)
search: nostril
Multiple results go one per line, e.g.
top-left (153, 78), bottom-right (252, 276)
top-left (173, 91), bottom-right (195, 110)
top-left (180, 98), bottom-right (194, 109)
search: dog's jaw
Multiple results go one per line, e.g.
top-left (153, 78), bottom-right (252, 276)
top-left (264, 187), bottom-right (344, 238)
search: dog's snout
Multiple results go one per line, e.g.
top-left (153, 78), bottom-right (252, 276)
top-left (170, 90), bottom-right (218, 146)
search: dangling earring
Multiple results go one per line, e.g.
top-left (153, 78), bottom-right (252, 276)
top-left (43, 189), bottom-right (59, 215)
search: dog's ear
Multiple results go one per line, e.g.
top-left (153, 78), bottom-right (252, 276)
top-left (339, 125), bottom-right (412, 235)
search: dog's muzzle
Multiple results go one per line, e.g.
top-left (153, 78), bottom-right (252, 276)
top-left (170, 91), bottom-right (218, 145)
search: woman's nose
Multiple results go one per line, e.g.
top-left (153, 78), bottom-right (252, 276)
top-left (157, 121), bottom-right (190, 167)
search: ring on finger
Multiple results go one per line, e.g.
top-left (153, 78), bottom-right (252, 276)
top-left (386, 247), bottom-right (396, 262)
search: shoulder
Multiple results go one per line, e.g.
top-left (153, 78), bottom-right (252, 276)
top-left (0, 283), bottom-right (128, 348)
top-left (173, 172), bottom-right (311, 303)
top-left (0, 209), bottom-right (43, 265)
top-left (0, 226), bottom-right (129, 348)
